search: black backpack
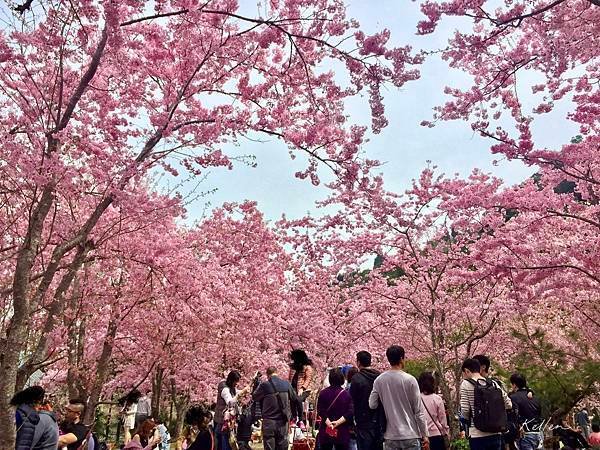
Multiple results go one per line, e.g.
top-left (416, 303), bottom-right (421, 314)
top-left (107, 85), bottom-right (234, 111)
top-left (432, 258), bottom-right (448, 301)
top-left (467, 378), bottom-right (508, 433)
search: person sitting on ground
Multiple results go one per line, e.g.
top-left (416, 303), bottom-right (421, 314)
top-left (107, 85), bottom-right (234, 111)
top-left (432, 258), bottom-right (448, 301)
top-left (577, 408), bottom-right (593, 442)
top-left (553, 418), bottom-right (589, 450)
top-left (10, 385), bottom-right (59, 450)
top-left (588, 424), bottom-right (600, 448)
top-left (58, 399), bottom-right (91, 450)
top-left (124, 419), bottom-right (161, 450)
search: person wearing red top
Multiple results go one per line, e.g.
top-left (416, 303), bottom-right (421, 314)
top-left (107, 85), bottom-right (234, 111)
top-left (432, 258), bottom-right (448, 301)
top-left (589, 424), bottom-right (600, 447)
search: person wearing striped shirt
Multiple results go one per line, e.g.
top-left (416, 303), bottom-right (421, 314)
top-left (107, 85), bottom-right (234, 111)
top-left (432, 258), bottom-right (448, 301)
top-left (459, 358), bottom-right (512, 450)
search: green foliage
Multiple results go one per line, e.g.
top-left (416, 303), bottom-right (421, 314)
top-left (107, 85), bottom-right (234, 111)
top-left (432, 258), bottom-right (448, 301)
top-left (92, 404), bottom-right (121, 444)
top-left (451, 438), bottom-right (470, 450)
top-left (404, 357), bottom-right (437, 379)
top-left (508, 328), bottom-right (600, 419)
top-left (93, 407), bottom-right (109, 435)
top-left (571, 135), bottom-right (583, 144)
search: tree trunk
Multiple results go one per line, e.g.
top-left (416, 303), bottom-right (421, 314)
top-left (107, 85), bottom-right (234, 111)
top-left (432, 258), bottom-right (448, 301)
top-left (17, 243), bottom-right (92, 389)
top-left (84, 307), bottom-right (119, 424)
top-left (170, 379), bottom-right (190, 441)
top-left (66, 276), bottom-right (86, 400)
top-left (0, 185), bottom-right (55, 449)
top-left (0, 24), bottom-right (109, 448)
top-left (152, 366), bottom-right (164, 419)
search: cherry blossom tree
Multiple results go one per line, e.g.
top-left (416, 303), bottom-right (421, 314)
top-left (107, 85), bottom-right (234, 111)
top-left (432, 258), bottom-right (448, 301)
top-left (413, 0), bottom-right (600, 405)
top-left (0, 0), bottom-right (421, 445)
top-left (415, 0), bottom-right (600, 299)
top-left (279, 169), bottom-right (521, 433)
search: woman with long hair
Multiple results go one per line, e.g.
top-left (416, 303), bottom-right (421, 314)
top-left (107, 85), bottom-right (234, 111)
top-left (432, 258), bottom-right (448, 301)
top-left (214, 370), bottom-right (250, 450)
top-left (288, 349), bottom-right (314, 427)
top-left (120, 389), bottom-right (143, 445)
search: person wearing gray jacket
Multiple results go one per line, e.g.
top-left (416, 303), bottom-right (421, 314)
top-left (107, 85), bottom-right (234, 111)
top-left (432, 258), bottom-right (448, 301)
top-left (10, 386), bottom-right (59, 450)
top-left (32, 409), bottom-right (59, 450)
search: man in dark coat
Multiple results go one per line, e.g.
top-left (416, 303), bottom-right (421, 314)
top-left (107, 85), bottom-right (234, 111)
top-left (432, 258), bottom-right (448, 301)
top-left (350, 351), bottom-right (383, 450)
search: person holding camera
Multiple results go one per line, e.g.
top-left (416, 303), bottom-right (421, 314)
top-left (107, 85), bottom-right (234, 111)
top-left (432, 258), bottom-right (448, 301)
top-left (214, 370), bottom-right (252, 450)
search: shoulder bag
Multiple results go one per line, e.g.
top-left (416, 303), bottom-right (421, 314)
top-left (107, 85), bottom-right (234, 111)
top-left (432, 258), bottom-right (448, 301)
top-left (324, 390), bottom-right (345, 440)
top-left (422, 397), bottom-right (450, 450)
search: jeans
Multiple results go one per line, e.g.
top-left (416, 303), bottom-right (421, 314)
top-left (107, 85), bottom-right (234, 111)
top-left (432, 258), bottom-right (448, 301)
top-left (518, 433), bottom-right (542, 450)
top-left (384, 438), bottom-right (421, 450)
top-left (215, 425), bottom-right (232, 450)
top-left (263, 419), bottom-right (289, 450)
top-left (356, 428), bottom-right (383, 450)
top-left (469, 434), bottom-right (503, 450)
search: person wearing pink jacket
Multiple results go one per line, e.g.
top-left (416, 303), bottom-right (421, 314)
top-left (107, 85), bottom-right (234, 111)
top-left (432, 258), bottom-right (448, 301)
top-left (418, 372), bottom-right (449, 450)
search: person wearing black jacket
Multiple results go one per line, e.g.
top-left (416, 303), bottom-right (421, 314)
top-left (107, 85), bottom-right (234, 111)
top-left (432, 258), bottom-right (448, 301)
top-left (349, 351), bottom-right (383, 450)
top-left (509, 373), bottom-right (544, 450)
top-left (238, 372), bottom-right (262, 450)
top-left (253, 367), bottom-right (299, 450)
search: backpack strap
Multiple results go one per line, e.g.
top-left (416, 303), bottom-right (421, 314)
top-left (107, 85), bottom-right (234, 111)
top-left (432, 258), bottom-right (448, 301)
top-left (15, 408), bottom-right (30, 433)
top-left (466, 378), bottom-right (491, 388)
top-left (76, 425), bottom-right (94, 450)
top-left (465, 378), bottom-right (478, 388)
top-left (268, 378), bottom-right (287, 419)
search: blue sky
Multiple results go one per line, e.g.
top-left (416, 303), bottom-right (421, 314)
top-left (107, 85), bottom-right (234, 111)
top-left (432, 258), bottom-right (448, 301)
top-left (162, 1), bottom-right (577, 223)
top-left (0, 1), bottom-right (575, 223)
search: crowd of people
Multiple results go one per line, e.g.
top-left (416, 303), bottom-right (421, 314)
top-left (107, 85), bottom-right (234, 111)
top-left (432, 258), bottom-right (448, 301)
top-left (9, 346), bottom-right (599, 450)
top-left (174, 347), bottom-right (595, 450)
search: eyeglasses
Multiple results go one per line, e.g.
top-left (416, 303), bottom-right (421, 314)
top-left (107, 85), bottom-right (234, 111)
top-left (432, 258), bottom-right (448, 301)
top-left (64, 407), bottom-right (81, 414)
